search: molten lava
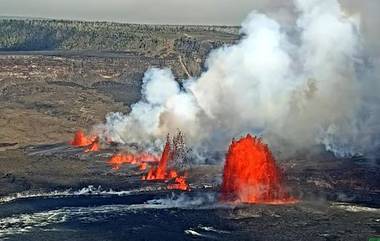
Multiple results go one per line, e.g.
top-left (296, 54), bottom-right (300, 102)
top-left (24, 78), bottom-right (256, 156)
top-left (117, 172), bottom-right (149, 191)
top-left (138, 162), bottom-right (148, 171)
top-left (221, 134), bottom-right (296, 204)
top-left (168, 176), bottom-right (189, 191)
top-left (70, 130), bottom-right (94, 147)
top-left (142, 135), bottom-right (190, 191)
top-left (107, 153), bottom-right (159, 170)
top-left (143, 139), bottom-right (172, 180)
top-left (85, 137), bottom-right (100, 152)
top-left (70, 130), bottom-right (100, 152)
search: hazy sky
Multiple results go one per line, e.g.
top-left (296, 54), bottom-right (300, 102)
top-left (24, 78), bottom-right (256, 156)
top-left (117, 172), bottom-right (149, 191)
top-left (0, 0), bottom-right (378, 54)
top-left (0, 0), bottom-right (376, 28)
top-left (0, 0), bottom-right (294, 25)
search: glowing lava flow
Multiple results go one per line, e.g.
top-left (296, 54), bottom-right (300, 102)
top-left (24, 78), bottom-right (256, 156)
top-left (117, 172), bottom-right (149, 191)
top-left (221, 134), bottom-right (296, 204)
top-left (107, 153), bottom-right (159, 170)
top-left (142, 136), bottom-right (189, 191)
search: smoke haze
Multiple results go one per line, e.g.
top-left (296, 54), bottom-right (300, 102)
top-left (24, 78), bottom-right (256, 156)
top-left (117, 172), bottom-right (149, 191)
top-left (97, 0), bottom-right (380, 159)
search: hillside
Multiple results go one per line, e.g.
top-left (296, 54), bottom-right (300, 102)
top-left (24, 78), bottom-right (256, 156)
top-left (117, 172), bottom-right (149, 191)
top-left (0, 18), bottom-right (239, 146)
top-left (0, 19), bottom-right (238, 53)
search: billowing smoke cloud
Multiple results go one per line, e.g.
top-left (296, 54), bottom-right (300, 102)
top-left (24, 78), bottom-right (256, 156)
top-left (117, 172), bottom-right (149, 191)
top-left (99, 0), bottom-right (380, 159)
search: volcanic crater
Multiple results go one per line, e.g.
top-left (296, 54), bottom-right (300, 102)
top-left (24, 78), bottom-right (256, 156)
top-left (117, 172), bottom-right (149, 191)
top-left (0, 16), bottom-right (379, 241)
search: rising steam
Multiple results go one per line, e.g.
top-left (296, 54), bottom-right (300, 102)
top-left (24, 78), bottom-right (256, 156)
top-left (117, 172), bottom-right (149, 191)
top-left (99, 0), bottom-right (380, 158)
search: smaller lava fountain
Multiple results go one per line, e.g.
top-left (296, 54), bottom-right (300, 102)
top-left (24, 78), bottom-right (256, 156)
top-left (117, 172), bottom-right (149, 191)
top-left (70, 130), bottom-right (99, 152)
top-left (142, 134), bottom-right (190, 191)
top-left (221, 134), bottom-right (296, 204)
top-left (143, 138), bottom-right (172, 180)
top-left (70, 130), bottom-right (93, 147)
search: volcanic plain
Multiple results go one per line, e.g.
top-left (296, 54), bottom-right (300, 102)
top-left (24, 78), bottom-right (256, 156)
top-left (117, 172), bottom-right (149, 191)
top-left (0, 19), bottom-right (379, 241)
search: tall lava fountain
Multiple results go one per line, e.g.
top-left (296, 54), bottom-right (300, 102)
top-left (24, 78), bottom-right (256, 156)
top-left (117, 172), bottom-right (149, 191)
top-left (221, 135), bottom-right (295, 204)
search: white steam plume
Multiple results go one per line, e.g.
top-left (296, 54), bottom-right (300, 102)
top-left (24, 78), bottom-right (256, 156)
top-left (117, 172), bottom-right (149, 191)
top-left (99, 0), bottom-right (380, 159)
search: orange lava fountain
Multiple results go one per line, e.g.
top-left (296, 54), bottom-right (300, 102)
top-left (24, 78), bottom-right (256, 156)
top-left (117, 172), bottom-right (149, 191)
top-left (221, 134), bottom-right (296, 204)
top-left (70, 130), bottom-right (94, 147)
top-left (143, 139), bottom-right (171, 180)
top-left (142, 135), bottom-right (189, 191)
top-left (70, 130), bottom-right (99, 152)
top-left (108, 153), bottom-right (159, 170)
